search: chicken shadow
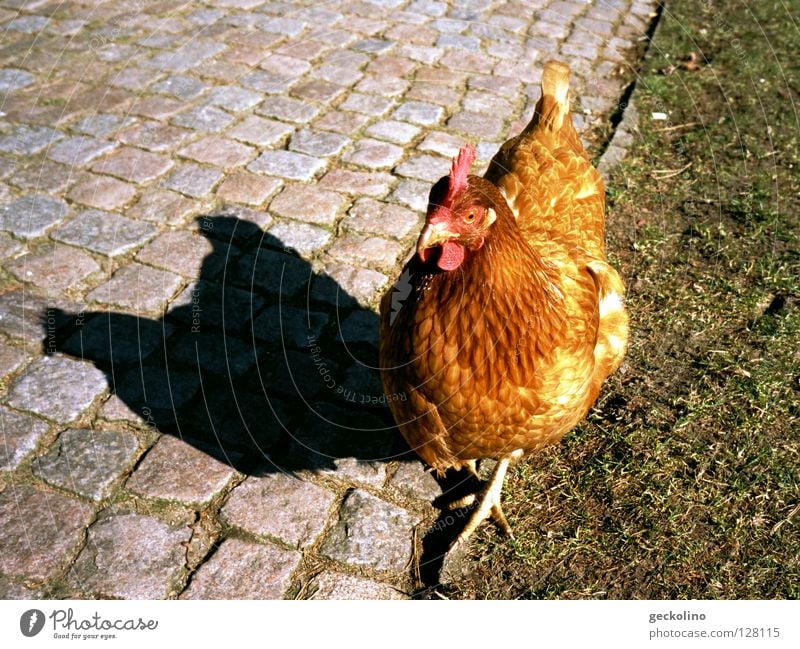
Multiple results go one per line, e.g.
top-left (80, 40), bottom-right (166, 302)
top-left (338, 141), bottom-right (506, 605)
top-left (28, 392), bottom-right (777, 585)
top-left (44, 215), bottom-right (410, 477)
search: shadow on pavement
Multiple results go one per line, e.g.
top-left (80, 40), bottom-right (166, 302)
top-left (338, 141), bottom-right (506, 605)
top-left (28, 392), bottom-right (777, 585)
top-left (45, 215), bottom-right (410, 477)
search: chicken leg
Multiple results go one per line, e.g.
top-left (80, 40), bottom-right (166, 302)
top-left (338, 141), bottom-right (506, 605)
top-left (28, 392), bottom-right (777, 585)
top-left (451, 449), bottom-right (523, 548)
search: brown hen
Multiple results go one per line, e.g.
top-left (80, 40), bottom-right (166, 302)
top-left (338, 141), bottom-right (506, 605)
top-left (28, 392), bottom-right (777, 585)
top-left (379, 60), bottom-right (629, 547)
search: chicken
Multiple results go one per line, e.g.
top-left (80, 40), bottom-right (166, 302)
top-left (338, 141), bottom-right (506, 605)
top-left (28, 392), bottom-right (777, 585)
top-left (379, 60), bottom-right (629, 548)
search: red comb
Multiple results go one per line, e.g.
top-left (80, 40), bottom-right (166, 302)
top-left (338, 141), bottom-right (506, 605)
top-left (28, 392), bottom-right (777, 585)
top-left (445, 144), bottom-right (476, 205)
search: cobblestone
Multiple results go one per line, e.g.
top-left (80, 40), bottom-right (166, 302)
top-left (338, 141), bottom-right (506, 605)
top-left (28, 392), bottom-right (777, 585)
top-left (205, 85), bottom-right (264, 111)
top-left (128, 189), bottom-right (200, 225)
top-left (357, 75), bottom-right (409, 98)
top-left (87, 263), bottom-right (182, 312)
top-left (315, 110), bottom-right (370, 135)
top-left (53, 209), bottom-right (156, 256)
top-left (127, 435), bottom-right (236, 505)
top-left (269, 185), bottom-right (345, 226)
top-left (0, 194), bottom-right (70, 239)
top-left (248, 150), bottom-right (326, 181)
top-left (116, 121), bottom-right (191, 153)
top-left (226, 115), bottom-right (294, 147)
top-left (398, 44), bottom-right (443, 66)
top-left (172, 105), bottom-right (235, 132)
top-left (239, 247), bottom-right (308, 297)
top-left (391, 177), bottom-right (430, 211)
top-left (135, 230), bottom-right (215, 278)
top-left (344, 198), bottom-right (421, 240)
top-left (407, 81), bottom-right (462, 106)
top-left (0, 343), bottom-right (26, 379)
top-left (8, 160), bottom-right (73, 193)
top-left (217, 171), bottom-right (282, 206)
top-left (179, 136), bottom-right (256, 168)
top-left (309, 572), bottom-right (407, 600)
top-left (152, 74), bottom-right (208, 100)
top-left (91, 146), bottom-right (174, 183)
top-left (268, 221), bottom-right (331, 256)
top-left (319, 490), bottom-right (421, 572)
top-left (240, 70), bottom-right (296, 95)
top-left (253, 306), bottom-right (328, 348)
top-left (163, 164), bottom-right (223, 197)
top-left (46, 136), bottom-right (117, 167)
top-left (317, 263), bottom-right (388, 307)
top-left (5, 243), bottom-right (101, 290)
top-left (223, 472), bottom-right (335, 547)
top-left (182, 538), bottom-right (300, 599)
top-left (289, 129), bottom-right (351, 157)
top-left (365, 119), bottom-right (420, 144)
top-left (257, 96), bottom-right (319, 124)
top-left (0, 68), bottom-right (34, 93)
top-left (109, 67), bottom-right (163, 92)
top-left (344, 138), bottom-right (404, 170)
top-left (0, 0), bottom-right (656, 599)
top-left (284, 403), bottom-right (393, 485)
top-left (0, 576), bottom-right (42, 599)
top-left (395, 153), bottom-right (451, 183)
top-left (7, 354), bottom-right (108, 424)
top-left (418, 130), bottom-right (463, 158)
top-left (0, 290), bottom-right (81, 345)
top-left (67, 175), bottom-right (138, 210)
top-left (142, 41), bottom-right (225, 73)
top-left (292, 78), bottom-right (347, 103)
top-left (69, 512), bottom-right (191, 599)
top-left (130, 95), bottom-right (185, 120)
top-left (340, 92), bottom-right (395, 117)
top-left (391, 460), bottom-right (443, 501)
top-left (392, 100), bottom-right (444, 125)
top-left (32, 428), bottom-right (139, 500)
top-left (0, 125), bottom-right (62, 155)
top-left (0, 405), bottom-right (49, 471)
top-left (0, 226), bottom-right (20, 254)
top-left (463, 90), bottom-right (515, 117)
top-left (60, 312), bottom-right (170, 366)
top-left (318, 169), bottom-right (394, 197)
top-left (0, 485), bottom-right (92, 581)
top-left (448, 110), bottom-right (504, 139)
top-left (327, 233), bottom-right (403, 270)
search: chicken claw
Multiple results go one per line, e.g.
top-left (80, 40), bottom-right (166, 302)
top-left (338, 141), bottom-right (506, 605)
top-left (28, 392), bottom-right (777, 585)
top-left (451, 450), bottom-right (522, 548)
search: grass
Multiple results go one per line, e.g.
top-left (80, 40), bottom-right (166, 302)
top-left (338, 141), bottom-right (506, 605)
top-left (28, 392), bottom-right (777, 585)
top-left (440, 0), bottom-right (800, 599)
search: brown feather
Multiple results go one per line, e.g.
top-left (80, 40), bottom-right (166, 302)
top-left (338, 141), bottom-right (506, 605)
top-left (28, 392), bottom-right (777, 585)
top-left (379, 59), bottom-right (629, 475)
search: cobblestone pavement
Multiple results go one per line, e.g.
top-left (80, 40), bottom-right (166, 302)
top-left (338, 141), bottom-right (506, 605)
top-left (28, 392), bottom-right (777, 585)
top-left (0, 0), bottom-right (656, 599)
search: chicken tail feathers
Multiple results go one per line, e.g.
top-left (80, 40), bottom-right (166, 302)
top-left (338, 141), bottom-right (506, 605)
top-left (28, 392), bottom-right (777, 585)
top-left (535, 60), bottom-right (571, 132)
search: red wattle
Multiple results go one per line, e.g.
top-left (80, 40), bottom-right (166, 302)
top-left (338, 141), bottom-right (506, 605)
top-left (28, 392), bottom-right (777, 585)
top-left (437, 240), bottom-right (465, 271)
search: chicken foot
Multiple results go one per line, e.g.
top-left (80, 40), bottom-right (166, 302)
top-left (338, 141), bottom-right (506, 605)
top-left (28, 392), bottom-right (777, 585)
top-left (451, 449), bottom-right (523, 548)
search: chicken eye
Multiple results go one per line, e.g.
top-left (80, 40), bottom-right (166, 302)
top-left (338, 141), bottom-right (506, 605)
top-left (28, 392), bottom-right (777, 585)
top-left (464, 210), bottom-right (476, 223)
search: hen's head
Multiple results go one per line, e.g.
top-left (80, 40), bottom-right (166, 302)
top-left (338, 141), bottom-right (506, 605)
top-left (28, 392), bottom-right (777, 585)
top-left (417, 144), bottom-right (498, 271)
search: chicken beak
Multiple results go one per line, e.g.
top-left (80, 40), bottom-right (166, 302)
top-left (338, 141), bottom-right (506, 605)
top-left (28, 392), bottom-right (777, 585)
top-left (417, 222), bottom-right (457, 261)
